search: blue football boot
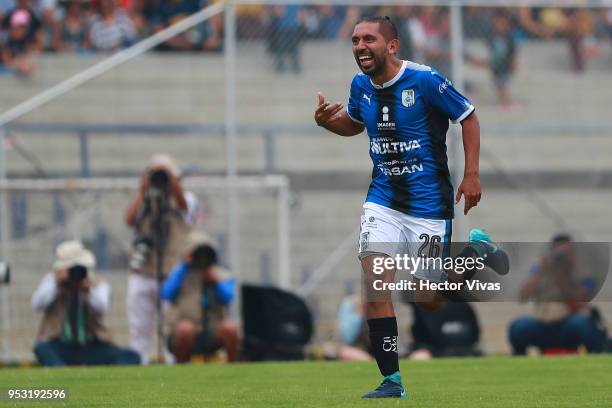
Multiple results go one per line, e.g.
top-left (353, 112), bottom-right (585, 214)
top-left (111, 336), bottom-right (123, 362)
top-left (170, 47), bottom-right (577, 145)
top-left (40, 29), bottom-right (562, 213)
top-left (362, 372), bottom-right (408, 399)
top-left (468, 228), bottom-right (509, 275)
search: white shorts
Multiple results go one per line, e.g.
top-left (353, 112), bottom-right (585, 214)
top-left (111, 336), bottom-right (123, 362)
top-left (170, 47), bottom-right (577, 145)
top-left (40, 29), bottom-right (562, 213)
top-left (358, 202), bottom-right (452, 283)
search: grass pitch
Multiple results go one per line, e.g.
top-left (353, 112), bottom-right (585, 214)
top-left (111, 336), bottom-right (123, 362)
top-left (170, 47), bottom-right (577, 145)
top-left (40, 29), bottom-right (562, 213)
top-left (1, 355), bottom-right (611, 407)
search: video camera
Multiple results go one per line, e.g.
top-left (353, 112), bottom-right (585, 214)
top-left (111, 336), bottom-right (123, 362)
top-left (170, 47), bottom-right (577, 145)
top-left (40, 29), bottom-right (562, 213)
top-left (0, 261), bottom-right (10, 285)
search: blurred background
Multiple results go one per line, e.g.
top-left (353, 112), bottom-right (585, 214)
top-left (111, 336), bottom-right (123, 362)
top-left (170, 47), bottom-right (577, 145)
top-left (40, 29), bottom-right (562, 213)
top-left (1, 0), bottom-right (611, 362)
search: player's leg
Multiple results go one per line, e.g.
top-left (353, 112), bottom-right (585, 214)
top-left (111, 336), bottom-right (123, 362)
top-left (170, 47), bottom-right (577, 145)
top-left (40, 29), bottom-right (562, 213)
top-left (358, 204), bottom-right (407, 399)
top-left (408, 217), bottom-right (453, 311)
top-left (412, 224), bottom-right (510, 310)
top-left (360, 254), bottom-right (406, 399)
top-left (453, 228), bottom-right (510, 280)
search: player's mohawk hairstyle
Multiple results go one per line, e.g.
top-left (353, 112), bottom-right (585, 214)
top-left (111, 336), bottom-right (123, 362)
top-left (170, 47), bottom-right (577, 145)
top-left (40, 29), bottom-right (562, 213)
top-left (357, 15), bottom-right (398, 42)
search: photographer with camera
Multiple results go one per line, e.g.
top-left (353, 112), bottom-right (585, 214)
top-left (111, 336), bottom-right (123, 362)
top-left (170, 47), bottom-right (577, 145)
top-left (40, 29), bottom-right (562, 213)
top-left (125, 154), bottom-right (196, 364)
top-left (161, 231), bottom-right (239, 363)
top-left (31, 240), bottom-right (140, 366)
top-left (508, 234), bottom-right (608, 355)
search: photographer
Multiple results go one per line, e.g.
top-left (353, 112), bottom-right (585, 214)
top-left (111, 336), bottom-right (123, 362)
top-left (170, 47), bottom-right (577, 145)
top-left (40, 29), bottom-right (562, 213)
top-left (508, 234), bottom-right (607, 355)
top-left (31, 240), bottom-right (140, 366)
top-left (161, 231), bottom-right (239, 363)
top-left (125, 154), bottom-right (195, 364)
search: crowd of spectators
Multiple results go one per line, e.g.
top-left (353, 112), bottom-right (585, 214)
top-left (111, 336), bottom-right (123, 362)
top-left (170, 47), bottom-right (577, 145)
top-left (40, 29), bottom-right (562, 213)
top-left (1, 3), bottom-right (611, 79)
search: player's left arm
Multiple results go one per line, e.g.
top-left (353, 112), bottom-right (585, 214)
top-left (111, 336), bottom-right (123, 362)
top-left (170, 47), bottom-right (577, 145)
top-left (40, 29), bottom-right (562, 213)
top-left (422, 70), bottom-right (481, 215)
top-left (456, 112), bottom-right (482, 215)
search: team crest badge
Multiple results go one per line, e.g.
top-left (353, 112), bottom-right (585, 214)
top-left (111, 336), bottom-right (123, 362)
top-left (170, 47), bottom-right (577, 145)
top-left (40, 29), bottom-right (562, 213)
top-left (402, 89), bottom-right (415, 107)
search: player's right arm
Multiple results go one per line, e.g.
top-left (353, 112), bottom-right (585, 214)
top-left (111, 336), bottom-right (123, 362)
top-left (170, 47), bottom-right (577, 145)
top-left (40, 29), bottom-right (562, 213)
top-left (314, 92), bottom-right (364, 137)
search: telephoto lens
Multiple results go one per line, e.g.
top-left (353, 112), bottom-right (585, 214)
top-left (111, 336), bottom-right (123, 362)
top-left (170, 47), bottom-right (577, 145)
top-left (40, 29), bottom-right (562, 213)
top-left (68, 265), bottom-right (88, 283)
top-left (0, 261), bottom-right (10, 285)
top-left (130, 237), bottom-right (152, 271)
top-left (149, 169), bottom-right (170, 190)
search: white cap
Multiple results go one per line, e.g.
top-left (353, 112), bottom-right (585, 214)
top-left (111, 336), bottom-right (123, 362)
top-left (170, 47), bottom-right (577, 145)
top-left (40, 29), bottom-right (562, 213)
top-left (186, 230), bottom-right (214, 255)
top-left (149, 153), bottom-right (181, 177)
top-left (53, 240), bottom-right (96, 271)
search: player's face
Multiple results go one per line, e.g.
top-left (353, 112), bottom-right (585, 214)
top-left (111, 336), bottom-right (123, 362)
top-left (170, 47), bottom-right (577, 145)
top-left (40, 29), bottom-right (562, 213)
top-left (351, 22), bottom-right (390, 76)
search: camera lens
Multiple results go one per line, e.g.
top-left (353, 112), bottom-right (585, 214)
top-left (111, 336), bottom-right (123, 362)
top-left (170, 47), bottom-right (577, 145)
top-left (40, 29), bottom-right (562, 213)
top-left (68, 265), bottom-right (87, 282)
top-left (149, 169), bottom-right (170, 189)
top-left (0, 262), bottom-right (10, 285)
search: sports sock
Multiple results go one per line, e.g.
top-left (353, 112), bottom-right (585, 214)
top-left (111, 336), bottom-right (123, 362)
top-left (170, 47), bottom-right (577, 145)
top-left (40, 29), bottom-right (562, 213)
top-left (367, 317), bottom-right (399, 377)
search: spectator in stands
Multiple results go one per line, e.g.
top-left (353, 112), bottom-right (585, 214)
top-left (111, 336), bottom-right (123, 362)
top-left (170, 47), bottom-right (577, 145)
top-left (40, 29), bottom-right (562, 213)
top-left (395, 6), bottom-right (425, 62)
top-left (487, 10), bottom-right (519, 110)
top-left (517, 6), bottom-right (554, 39)
top-left (562, 8), bottom-right (598, 72)
top-left (162, 231), bottom-right (239, 363)
top-left (150, 0), bottom-right (198, 51)
top-left (522, 6), bottom-right (600, 73)
top-left (422, 7), bottom-right (452, 77)
top-left (0, 0), bottom-right (13, 21)
top-left (508, 234), bottom-right (607, 355)
top-left (89, 0), bottom-right (135, 52)
top-left (125, 154), bottom-right (196, 365)
top-left (266, 5), bottom-right (305, 74)
top-left (603, 7), bottom-right (612, 47)
top-left (52, 0), bottom-right (89, 52)
top-left (121, 0), bottom-right (147, 36)
top-left (2, 0), bottom-right (59, 49)
top-left (150, 0), bottom-right (222, 52)
top-left (336, 5), bottom-right (379, 41)
top-left (32, 240), bottom-right (140, 366)
top-left (198, 0), bottom-right (223, 52)
top-left (304, 5), bottom-right (346, 40)
top-left (1, 1), bottom-right (44, 49)
top-left (1, 6), bottom-right (41, 76)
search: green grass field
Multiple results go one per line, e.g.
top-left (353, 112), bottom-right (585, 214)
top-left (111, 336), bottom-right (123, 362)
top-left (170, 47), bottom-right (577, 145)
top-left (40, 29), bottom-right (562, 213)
top-left (1, 355), bottom-right (611, 407)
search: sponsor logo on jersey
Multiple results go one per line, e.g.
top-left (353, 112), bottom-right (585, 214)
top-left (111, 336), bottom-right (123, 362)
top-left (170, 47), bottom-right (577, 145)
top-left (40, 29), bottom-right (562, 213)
top-left (378, 163), bottom-right (424, 176)
top-left (401, 89), bottom-right (415, 107)
top-left (363, 93), bottom-right (372, 104)
top-left (378, 106), bottom-right (396, 131)
top-left (439, 78), bottom-right (452, 93)
top-left (370, 139), bottom-right (421, 155)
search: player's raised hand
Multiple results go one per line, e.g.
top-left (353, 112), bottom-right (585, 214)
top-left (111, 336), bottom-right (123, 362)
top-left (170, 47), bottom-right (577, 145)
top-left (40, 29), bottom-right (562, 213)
top-left (455, 175), bottom-right (481, 215)
top-left (314, 92), bottom-right (344, 128)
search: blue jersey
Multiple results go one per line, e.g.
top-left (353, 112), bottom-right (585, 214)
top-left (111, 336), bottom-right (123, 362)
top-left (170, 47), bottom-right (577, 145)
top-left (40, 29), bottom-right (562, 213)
top-left (347, 60), bottom-right (474, 220)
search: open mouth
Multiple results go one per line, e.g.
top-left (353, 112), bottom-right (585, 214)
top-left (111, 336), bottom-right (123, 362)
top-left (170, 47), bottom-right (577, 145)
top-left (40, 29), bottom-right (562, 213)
top-left (358, 54), bottom-right (374, 68)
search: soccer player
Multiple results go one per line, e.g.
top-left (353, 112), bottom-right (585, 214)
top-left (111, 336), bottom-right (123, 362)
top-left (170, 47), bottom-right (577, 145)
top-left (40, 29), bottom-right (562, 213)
top-left (314, 16), bottom-right (508, 399)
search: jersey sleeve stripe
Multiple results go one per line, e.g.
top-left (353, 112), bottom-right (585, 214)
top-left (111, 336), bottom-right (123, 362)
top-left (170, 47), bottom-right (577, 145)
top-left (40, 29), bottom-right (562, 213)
top-left (452, 104), bottom-right (475, 124)
top-left (346, 108), bottom-right (364, 124)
